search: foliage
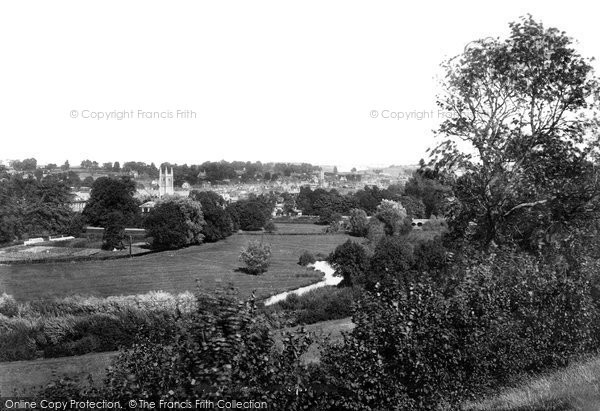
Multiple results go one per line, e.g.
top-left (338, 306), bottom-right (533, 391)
top-left (367, 236), bottom-right (415, 289)
top-left (266, 286), bottom-right (360, 326)
top-left (101, 211), bottom-right (126, 250)
top-left (348, 208), bottom-right (369, 237)
top-left (431, 16), bottom-right (600, 248)
top-left (0, 291), bottom-right (192, 362)
top-left (366, 217), bottom-right (386, 246)
top-left (318, 248), bottom-right (600, 409)
top-left (188, 191), bottom-right (234, 242)
top-left (412, 237), bottom-right (448, 272)
top-left (375, 199), bottom-right (411, 236)
top-left (264, 220), bottom-right (277, 233)
top-left (328, 240), bottom-right (370, 287)
top-left (82, 177), bottom-right (140, 228)
top-left (0, 174), bottom-right (75, 242)
top-left (67, 213), bottom-right (86, 237)
top-left (230, 200), bottom-right (271, 231)
top-left (92, 288), bottom-right (318, 409)
top-left (144, 196), bottom-right (205, 250)
top-left (404, 164), bottom-right (453, 218)
top-left (239, 241), bottom-right (272, 274)
top-left (0, 293), bottom-right (18, 317)
top-left (10, 158), bottom-right (37, 171)
top-left (297, 251), bottom-right (316, 266)
top-left (399, 195), bottom-right (427, 219)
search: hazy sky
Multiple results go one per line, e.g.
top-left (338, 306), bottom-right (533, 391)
top-left (1, 1), bottom-right (598, 170)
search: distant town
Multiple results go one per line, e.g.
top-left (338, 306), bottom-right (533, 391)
top-left (0, 158), bottom-right (417, 213)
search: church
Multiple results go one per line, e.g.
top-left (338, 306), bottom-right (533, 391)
top-left (158, 166), bottom-right (174, 197)
top-left (139, 166), bottom-right (175, 213)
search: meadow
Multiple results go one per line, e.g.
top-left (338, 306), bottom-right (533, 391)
top-left (0, 231), bottom-right (352, 301)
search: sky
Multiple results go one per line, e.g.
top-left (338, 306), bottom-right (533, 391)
top-left (1, 1), bottom-right (599, 171)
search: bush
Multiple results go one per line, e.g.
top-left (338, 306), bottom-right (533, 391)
top-left (0, 292), bottom-right (188, 362)
top-left (0, 293), bottom-right (19, 317)
top-left (92, 289), bottom-right (319, 408)
top-left (317, 249), bottom-right (600, 409)
top-left (239, 241), bottom-right (272, 274)
top-left (298, 251), bottom-right (316, 266)
top-left (267, 286), bottom-right (359, 325)
top-left (264, 220), bottom-right (277, 233)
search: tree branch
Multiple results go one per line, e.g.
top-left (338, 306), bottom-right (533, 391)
top-left (503, 199), bottom-right (549, 217)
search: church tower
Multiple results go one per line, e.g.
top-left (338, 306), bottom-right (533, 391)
top-left (159, 166), bottom-right (174, 197)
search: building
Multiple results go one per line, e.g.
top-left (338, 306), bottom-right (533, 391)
top-left (158, 166), bottom-right (174, 197)
top-left (70, 191), bottom-right (90, 212)
top-left (139, 201), bottom-right (156, 214)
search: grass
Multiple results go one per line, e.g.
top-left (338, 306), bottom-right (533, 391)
top-left (463, 355), bottom-right (600, 411)
top-left (0, 233), bottom-right (351, 301)
top-left (0, 317), bottom-right (355, 396)
top-left (0, 351), bottom-right (115, 396)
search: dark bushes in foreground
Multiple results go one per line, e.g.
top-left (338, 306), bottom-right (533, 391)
top-left (0, 292), bottom-right (193, 362)
top-left (39, 288), bottom-right (320, 409)
top-left (318, 249), bottom-right (600, 409)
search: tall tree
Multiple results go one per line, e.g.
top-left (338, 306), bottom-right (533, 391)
top-left (430, 16), bottom-right (600, 248)
top-left (0, 175), bottom-right (74, 242)
top-left (82, 177), bottom-right (140, 228)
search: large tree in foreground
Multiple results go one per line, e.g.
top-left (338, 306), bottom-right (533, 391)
top-left (431, 15), bottom-right (600, 248)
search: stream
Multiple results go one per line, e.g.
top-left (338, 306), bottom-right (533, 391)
top-left (263, 261), bottom-right (341, 306)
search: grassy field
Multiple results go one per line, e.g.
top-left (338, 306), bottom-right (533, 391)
top-left (464, 355), bottom-right (600, 411)
top-left (0, 317), bottom-right (354, 395)
top-left (241, 223), bottom-right (327, 235)
top-left (0, 233), bottom-right (352, 301)
top-left (0, 351), bottom-right (115, 396)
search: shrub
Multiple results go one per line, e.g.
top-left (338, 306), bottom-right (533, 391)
top-left (239, 241), bottom-right (272, 274)
top-left (267, 286), bottom-right (359, 325)
top-left (317, 249), bottom-right (600, 409)
top-left (264, 220), bottom-right (277, 233)
top-left (0, 293), bottom-right (19, 317)
top-left (298, 251), bottom-right (316, 266)
top-left (94, 289), bottom-right (319, 408)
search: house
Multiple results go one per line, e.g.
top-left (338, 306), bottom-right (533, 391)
top-left (70, 192), bottom-right (90, 212)
top-left (139, 201), bottom-right (156, 214)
